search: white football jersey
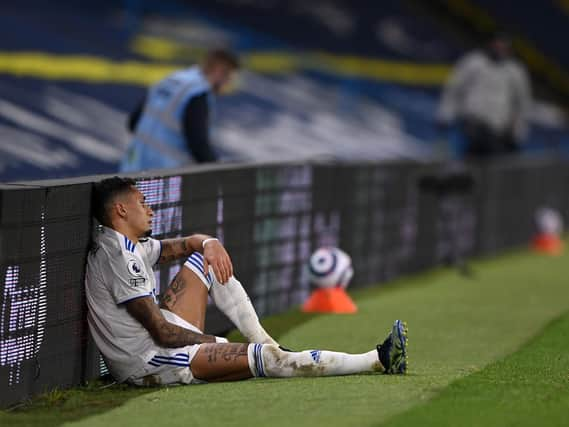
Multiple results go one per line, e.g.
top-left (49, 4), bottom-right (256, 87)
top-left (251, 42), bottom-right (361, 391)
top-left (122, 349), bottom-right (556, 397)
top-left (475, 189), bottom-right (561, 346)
top-left (85, 226), bottom-right (162, 382)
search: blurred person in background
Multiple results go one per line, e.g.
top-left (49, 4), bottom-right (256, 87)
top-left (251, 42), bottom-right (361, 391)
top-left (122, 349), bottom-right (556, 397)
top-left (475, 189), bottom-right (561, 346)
top-left (120, 49), bottom-right (240, 172)
top-left (437, 33), bottom-right (532, 159)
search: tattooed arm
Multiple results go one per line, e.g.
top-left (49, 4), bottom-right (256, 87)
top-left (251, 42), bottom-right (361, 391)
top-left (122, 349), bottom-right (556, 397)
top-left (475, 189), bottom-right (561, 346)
top-left (158, 234), bottom-right (211, 264)
top-left (125, 296), bottom-right (216, 347)
top-left (158, 234), bottom-right (234, 284)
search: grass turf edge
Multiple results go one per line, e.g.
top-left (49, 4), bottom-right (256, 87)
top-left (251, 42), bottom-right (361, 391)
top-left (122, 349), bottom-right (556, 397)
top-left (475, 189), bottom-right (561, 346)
top-left (378, 311), bottom-right (569, 427)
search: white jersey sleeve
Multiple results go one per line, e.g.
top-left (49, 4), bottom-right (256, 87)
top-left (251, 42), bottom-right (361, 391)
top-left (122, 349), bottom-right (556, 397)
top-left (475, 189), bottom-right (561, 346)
top-left (138, 237), bottom-right (162, 266)
top-left (105, 247), bottom-right (155, 304)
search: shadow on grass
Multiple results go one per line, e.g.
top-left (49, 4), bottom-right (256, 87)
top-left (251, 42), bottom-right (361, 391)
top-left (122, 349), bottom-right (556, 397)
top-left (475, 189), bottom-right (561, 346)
top-left (0, 309), bottom-right (320, 427)
top-left (0, 377), bottom-right (156, 427)
top-left (226, 309), bottom-right (321, 344)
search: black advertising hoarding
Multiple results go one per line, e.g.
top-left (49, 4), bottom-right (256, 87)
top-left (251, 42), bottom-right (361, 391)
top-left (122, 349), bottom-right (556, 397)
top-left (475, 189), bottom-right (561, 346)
top-left (1, 159), bottom-right (568, 407)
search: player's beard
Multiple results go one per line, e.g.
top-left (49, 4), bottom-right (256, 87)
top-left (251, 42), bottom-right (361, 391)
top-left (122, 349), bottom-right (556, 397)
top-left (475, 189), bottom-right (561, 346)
top-left (142, 228), bottom-right (152, 238)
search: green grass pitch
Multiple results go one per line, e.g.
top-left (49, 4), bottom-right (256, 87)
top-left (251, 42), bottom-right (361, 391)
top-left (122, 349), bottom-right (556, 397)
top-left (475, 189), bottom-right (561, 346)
top-left (2, 247), bottom-right (569, 427)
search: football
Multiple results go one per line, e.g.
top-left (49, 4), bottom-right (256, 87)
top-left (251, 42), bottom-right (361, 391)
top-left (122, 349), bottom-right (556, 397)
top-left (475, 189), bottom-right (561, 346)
top-left (308, 247), bottom-right (354, 289)
top-left (535, 207), bottom-right (563, 236)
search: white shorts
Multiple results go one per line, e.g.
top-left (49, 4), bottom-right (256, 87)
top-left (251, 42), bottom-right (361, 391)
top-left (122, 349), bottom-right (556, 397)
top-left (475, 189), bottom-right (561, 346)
top-left (127, 253), bottom-right (222, 386)
top-left (184, 252), bottom-right (215, 290)
top-left (126, 309), bottom-right (205, 386)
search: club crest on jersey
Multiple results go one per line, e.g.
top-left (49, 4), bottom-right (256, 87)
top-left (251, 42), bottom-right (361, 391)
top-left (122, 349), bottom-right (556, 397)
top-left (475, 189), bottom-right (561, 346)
top-left (127, 259), bottom-right (144, 277)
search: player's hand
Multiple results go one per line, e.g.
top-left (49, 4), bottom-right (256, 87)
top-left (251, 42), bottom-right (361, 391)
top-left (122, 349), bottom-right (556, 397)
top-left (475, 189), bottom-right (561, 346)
top-left (203, 240), bottom-right (233, 284)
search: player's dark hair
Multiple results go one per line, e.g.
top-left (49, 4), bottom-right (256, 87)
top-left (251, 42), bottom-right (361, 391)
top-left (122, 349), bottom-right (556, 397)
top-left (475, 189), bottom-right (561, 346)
top-left (203, 49), bottom-right (240, 70)
top-left (92, 176), bottom-right (137, 227)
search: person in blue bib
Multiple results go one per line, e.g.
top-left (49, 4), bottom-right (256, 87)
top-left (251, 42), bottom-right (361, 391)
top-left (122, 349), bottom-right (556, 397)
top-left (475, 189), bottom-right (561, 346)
top-left (120, 49), bottom-right (240, 172)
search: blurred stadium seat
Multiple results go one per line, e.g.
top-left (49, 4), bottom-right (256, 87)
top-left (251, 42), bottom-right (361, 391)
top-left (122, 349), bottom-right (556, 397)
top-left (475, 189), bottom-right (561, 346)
top-left (0, 0), bottom-right (567, 182)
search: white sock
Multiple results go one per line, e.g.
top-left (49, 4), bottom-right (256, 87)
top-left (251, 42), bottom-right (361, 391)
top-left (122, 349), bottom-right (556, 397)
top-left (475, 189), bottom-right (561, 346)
top-left (210, 276), bottom-right (278, 345)
top-left (247, 344), bottom-right (383, 377)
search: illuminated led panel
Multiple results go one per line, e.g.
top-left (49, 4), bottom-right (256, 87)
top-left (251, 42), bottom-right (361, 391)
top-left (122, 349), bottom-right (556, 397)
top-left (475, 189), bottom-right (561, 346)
top-left (0, 213), bottom-right (48, 386)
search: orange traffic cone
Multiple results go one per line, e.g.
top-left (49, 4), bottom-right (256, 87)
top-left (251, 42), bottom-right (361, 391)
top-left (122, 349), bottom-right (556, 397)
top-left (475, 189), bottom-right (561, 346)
top-left (532, 233), bottom-right (564, 255)
top-left (302, 287), bottom-right (358, 314)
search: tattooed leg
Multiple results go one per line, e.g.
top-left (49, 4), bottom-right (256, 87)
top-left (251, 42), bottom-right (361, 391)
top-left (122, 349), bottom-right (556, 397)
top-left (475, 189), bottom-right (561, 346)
top-left (191, 343), bottom-right (253, 382)
top-left (159, 267), bottom-right (209, 332)
top-left (191, 343), bottom-right (383, 382)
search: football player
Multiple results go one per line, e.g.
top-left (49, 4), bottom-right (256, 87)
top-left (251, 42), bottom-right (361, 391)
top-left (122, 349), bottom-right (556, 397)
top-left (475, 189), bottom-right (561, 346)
top-left (85, 176), bottom-right (407, 386)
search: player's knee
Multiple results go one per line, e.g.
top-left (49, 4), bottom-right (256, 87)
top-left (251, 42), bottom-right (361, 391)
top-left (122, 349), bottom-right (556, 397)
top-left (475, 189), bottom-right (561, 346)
top-left (218, 275), bottom-right (243, 290)
top-left (183, 254), bottom-right (212, 290)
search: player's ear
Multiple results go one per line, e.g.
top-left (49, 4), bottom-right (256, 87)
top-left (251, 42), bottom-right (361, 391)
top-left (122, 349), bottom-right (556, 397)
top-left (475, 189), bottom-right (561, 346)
top-left (115, 201), bottom-right (128, 219)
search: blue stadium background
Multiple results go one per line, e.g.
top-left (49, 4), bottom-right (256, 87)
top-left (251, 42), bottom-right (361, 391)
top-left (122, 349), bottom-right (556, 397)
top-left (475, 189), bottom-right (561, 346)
top-left (1, 0), bottom-right (568, 182)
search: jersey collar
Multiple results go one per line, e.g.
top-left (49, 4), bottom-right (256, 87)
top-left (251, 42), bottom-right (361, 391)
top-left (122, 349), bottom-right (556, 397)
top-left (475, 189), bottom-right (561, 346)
top-left (98, 226), bottom-right (137, 253)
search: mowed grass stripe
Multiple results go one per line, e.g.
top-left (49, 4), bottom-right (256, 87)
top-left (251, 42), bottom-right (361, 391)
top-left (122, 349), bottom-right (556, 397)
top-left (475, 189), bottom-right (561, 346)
top-left (60, 250), bottom-right (569, 427)
top-left (379, 311), bottom-right (569, 427)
